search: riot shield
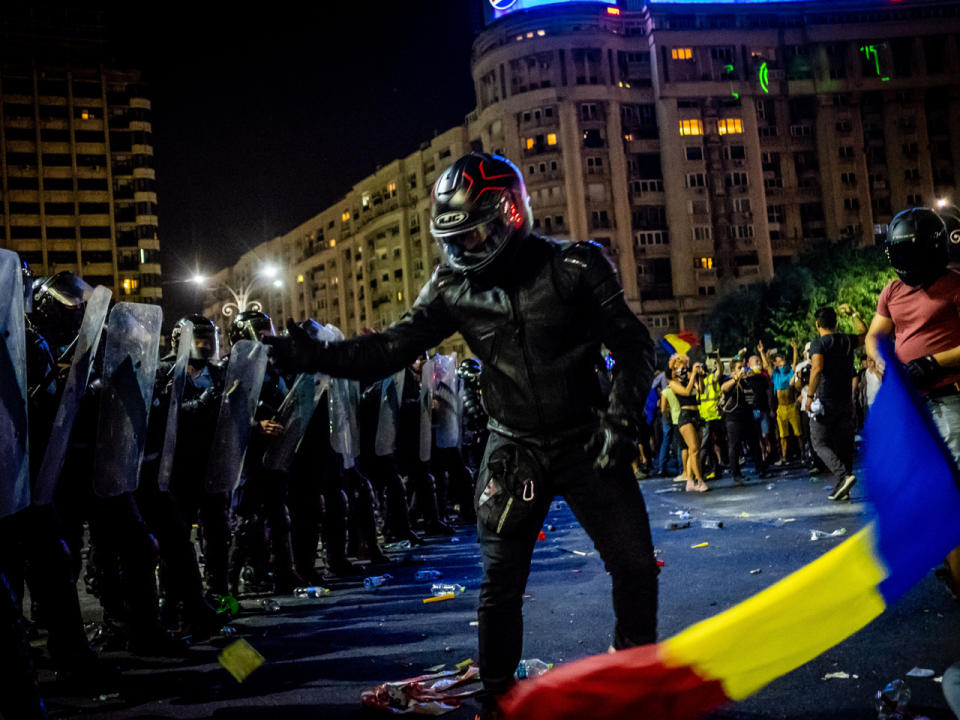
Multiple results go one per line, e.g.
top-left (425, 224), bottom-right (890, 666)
top-left (419, 356), bottom-right (435, 462)
top-left (324, 324), bottom-right (360, 468)
top-left (204, 340), bottom-right (268, 494)
top-left (0, 250), bottom-right (29, 518)
top-left (156, 321), bottom-right (192, 493)
top-left (33, 284), bottom-right (111, 505)
top-left (374, 370), bottom-right (405, 457)
top-left (92, 302), bottom-right (162, 498)
top-left (433, 353), bottom-right (461, 449)
top-left (262, 371), bottom-right (329, 472)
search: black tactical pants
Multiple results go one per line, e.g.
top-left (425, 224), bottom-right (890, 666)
top-left (475, 428), bottom-right (659, 704)
top-left (0, 571), bottom-right (46, 720)
top-left (357, 454), bottom-right (412, 540)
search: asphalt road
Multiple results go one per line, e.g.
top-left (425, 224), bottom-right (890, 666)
top-left (41, 462), bottom-right (960, 720)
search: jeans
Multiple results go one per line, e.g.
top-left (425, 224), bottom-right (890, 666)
top-left (809, 409), bottom-right (854, 482)
top-left (475, 428), bottom-right (659, 704)
top-left (725, 414), bottom-right (766, 476)
top-left (656, 417), bottom-right (676, 475)
top-left (929, 393), bottom-right (960, 468)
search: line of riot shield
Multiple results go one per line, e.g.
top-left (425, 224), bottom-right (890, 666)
top-left (204, 339), bottom-right (268, 494)
top-left (0, 249), bottom-right (30, 518)
top-left (262, 371), bottom-right (329, 472)
top-left (33, 284), bottom-right (112, 505)
top-left (324, 324), bottom-right (361, 469)
top-left (92, 302), bottom-right (163, 498)
top-left (374, 369), bottom-right (405, 457)
top-left (156, 321), bottom-right (192, 493)
top-left (419, 356), bottom-right (436, 463)
top-left (433, 353), bottom-right (461, 449)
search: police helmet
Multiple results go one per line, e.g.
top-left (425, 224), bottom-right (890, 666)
top-left (171, 314), bottom-right (220, 364)
top-left (30, 271), bottom-right (93, 335)
top-left (229, 310), bottom-right (275, 344)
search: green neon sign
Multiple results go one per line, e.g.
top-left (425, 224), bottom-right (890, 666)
top-left (860, 44), bottom-right (890, 81)
top-left (759, 61), bottom-right (769, 93)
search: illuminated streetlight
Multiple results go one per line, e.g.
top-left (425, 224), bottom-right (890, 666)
top-left (191, 273), bottom-right (207, 285)
top-left (272, 279), bottom-right (283, 288)
top-left (192, 261), bottom-right (286, 320)
top-left (260, 263), bottom-right (280, 279)
top-left (937, 198), bottom-right (949, 208)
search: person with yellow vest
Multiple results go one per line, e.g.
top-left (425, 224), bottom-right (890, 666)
top-left (697, 354), bottom-right (727, 479)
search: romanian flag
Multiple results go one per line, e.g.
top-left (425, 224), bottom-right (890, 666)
top-left (502, 338), bottom-right (960, 720)
top-left (659, 331), bottom-right (700, 357)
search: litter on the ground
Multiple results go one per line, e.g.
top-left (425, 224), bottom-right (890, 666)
top-left (665, 520), bottom-right (691, 530)
top-left (906, 667), bottom-right (936, 678)
top-left (469, 621), bottom-right (478, 626)
top-left (670, 510), bottom-right (692, 519)
top-left (427, 664), bottom-right (446, 672)
top-left (656, 560), bottom-right (665, 567)
top-left (558, 547), bottom-right (590, 556)
top-left (690, 542), bottom-right (709, 549)
top-left (456, 658), bottom-right (474, 670)
top-left (219, 638), bottom-right (265, 683)
top-left (750, 569), bottom-right (762, 574)
top-left (737, 512), bottom-right (751, 518)
top-left (423, 593), bottom-right (455, 604)
top-left (654, 487), bottom-right (681, 494)
top-left (823, 671), bottom-right (858, 680)
top-left (701, 520), bottom-right (723, 529)
top-left (360, 664), bottom-right (481, 715)
top-left (384, 540), bottom-right (413, 551)
top-left (810, 528), bottom-right (847, 541)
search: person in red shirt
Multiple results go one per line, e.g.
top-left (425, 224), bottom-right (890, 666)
top-left (866, 206), bottom-right (960, 598)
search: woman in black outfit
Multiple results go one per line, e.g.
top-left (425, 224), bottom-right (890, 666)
top-left (668, 354), bottom-right (708, 493)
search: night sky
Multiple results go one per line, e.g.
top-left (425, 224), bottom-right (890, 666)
top-left (107, 4), bottom-right (480, 318)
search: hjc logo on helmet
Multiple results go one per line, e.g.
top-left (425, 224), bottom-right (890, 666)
top-left (950, 229), bottom-right (960, 245)
top-left (490, 0), bottom-right (518, 9)
top-left (434, 211), bottom-right (468, 229)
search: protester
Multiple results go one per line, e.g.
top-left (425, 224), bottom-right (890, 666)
top-left (745, 347), bottom-right (775, 464)
top-left (720, 357), bottom-right (768, 482)
top-left (764, 341), bottom-right (801, 464)
top-left (668, 354), bottom-right (708, 493)
top-left (806, 304), bottom-right (866, 501)
top-left (697, 352), bottom-right (727, 479)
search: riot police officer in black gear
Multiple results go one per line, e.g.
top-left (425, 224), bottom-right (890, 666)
top-left (884, 207), bottom-right (949, 288)
top-left (30, 272), bottom-right (92, 354)
top-left (138, 316), bottom-right (223, 636)
top-left (267, 152), bottom-right (658, 714)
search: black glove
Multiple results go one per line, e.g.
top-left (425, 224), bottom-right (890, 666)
top-left (585, 411), bottom-right (639, 472)
top-left (905, 355), bottom-right (941, 386)
top-left (262, 318), bottom-right (323, 373)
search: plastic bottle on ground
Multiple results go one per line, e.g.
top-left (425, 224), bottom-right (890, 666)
top-left (414, 570), bottom-right (444, 582)
top-left (516, 659), bottom-right (552, 679)
top-left (430, 582), bottom-right (466, 596)
top-left (363, 574), bottom-right (394, 590)
top-left (293, 586), bottom-right (329, 598)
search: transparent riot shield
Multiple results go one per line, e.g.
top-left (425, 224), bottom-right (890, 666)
top-left (0, 250), bottom-right (29, 518)
top-left (92, 302), bottom-right (162, 498)
top-left (262, 371), bottom-right (329, 472)
top-left (33, 284), bottom-right (111, 505)
top-left (156, 321), bottom-right (192, 493)
top-left (324, 324), bottom-right (360, 469)
top-left (374, 370), bottom-right (405, 457)
top-left (433, 353), bottom-right (461, 449)
top-left (204, 340), bottom-right (268, 494)
top-left (419, 356), bottom-right (436, 463)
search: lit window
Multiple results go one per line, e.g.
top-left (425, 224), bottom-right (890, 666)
top-left (624, 133), bottom-right (634, 141)
top-left (397, 291), bottom-right (403, 302)
top-left (694, 257), bottom-right (714, 269)
top-left (672, 48), bottom-right (693, 61)
top-left (341, 211), bottom-right (350, 222)
top-left (718, 118), bottom-right (743, 135)
top-left (297, 274), bottom-right (304, 283)
top-left (387, 181), bottom-right (397, 195)
top-left (526, 31), bottom-right (534, 38)
top-left (526, 137), bottom-right (535, 150)
top-left (139, 249), bottom-right (145, 263)
top-left (330, 238), bottom-right (337, 247)
top-left (547, 133), bottom-right (558, 145)
top-left (536, 29), bottom-right (546, 36)
top-left (516, 35), bottom-right (523, 41)
top-left (607, 6), bottom-right (621, 15)
top-left (81, 110), bottom-right (91, 120)
top-left (679, 119), bottom-right (703, 136)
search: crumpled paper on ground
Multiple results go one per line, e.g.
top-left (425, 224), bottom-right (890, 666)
top-left (361, 664), bottom-right (481, 715)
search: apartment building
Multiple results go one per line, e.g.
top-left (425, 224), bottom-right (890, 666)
top-left (0, 9), bottom-right (162, 304)
top-left (208, 0), bottom-right (960, 341)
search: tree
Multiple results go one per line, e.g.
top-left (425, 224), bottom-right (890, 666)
top-left (702, 241), bottom-right (896, 354)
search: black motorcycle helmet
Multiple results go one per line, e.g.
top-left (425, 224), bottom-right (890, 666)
top-left (885, 207), bottom-right (948, 287)
top-left (429, 152), bottom-right (532, 273)
top-left (229, 310), bottom-right (275, 344)
top-left (457, 357), bottom-right (481, 382)
top-left (30, 271), bottom-right (92, 340)
top-left (171, 314), bottom-right (220, 365)
top-left (937, 203), bottom-right (960, 265)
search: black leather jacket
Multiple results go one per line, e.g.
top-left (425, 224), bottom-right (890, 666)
top-left (303, 235), bottom-right (655, 435)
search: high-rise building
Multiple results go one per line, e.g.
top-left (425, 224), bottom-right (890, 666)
top-left (206, 0), bottom-right (960, 342)
top-left (0, 8), bottom-right (162, 304)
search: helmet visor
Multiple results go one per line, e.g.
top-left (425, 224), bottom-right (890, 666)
top-left (885, 239), bottom-right (922, 274)
top-left (44, 273), bottom-right (93, 307)
top-left (437, 217), bottom-right (512, 271)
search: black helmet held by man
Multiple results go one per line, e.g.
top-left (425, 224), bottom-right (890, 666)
top-left (229, 310), bottom-right (276, 345)
top-left (429, 152), bottom-right (532, 274)
top-left (171, 314), bottom-right (220, 366)
top-left (885, 207), bottom-right (948, 287)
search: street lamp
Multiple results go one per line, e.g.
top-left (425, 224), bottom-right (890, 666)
top-left (937, 198), bottom-right (949, 208)
top-left (191, 262), bottom-right (283, 319)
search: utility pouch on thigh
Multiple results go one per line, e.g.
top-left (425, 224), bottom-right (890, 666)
top-left (476, 443), bottom-right (542, 537)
